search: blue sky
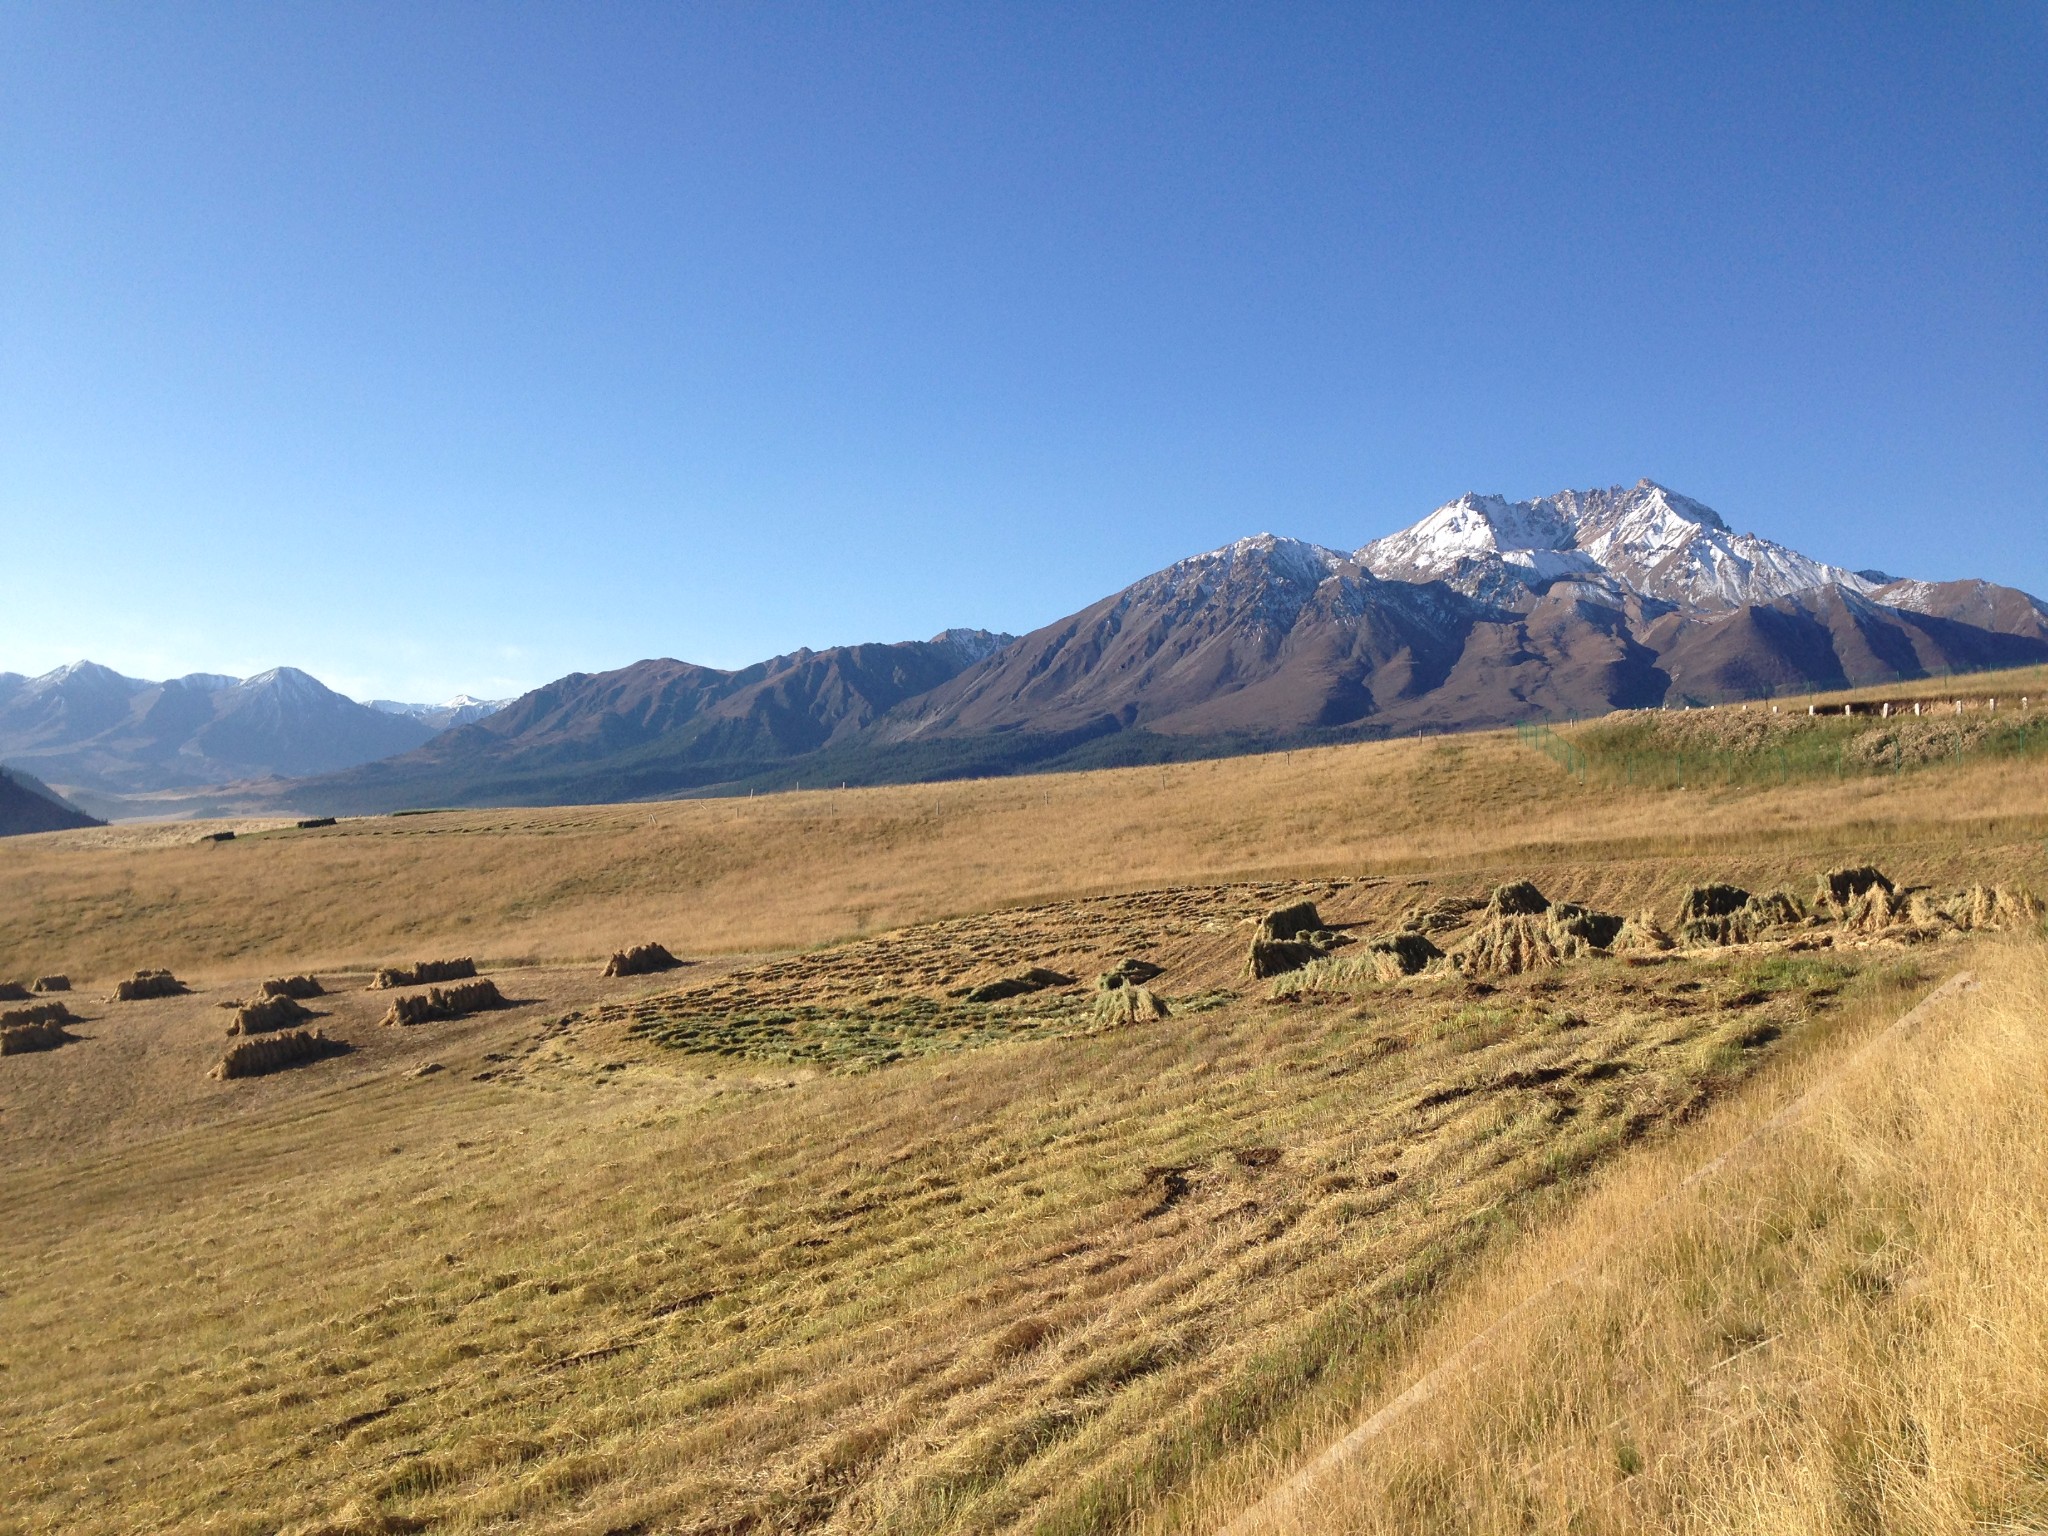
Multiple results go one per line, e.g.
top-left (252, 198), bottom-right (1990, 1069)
top-left (4, 3), bottom-right (2043, 702)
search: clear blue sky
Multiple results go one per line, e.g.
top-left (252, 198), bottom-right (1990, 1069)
top-left (4, 3), bottom-right (2043, 703)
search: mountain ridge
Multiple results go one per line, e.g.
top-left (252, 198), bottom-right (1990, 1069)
top-left (265, 481), bottom-right (2048, 814)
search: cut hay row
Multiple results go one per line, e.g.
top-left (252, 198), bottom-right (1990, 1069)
top-left (379, 979), bottom-right (505, 1028)
top-left (210, 1029), bottom-right (345, 1080)
top-left (228, 995), bottom-right (312, 1036)
top-left (370, 958), bottom-right (477, 990)
top-left (114, 970), bottom-right (186, 1001)
top-left (602, 942), bottom-right (681, 978)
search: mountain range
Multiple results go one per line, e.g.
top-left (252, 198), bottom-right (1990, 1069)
top-left (0, 664), bottom-right (503, 804)
top-left (9, 480), bottom-right (2045, 821)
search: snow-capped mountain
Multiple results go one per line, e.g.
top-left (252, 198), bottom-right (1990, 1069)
top-left (370, 694), bottom-right (513, 731)
top-left (1358, 479), bottom-right (1877, 610)
top-left (0, 662), bottom-right (439, 795)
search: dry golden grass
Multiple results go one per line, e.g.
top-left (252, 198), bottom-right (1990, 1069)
top-left (2, 677), bottom-right (2045, 1535)
top-left (1212, 940), bottom-right (2048, 1535)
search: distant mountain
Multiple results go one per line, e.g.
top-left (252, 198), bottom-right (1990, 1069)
top-left (0, 764), bottom-right (102, 837)
top-left (0, 662), bottom-right (439, 794)
top-left (80, 479), bottom-right (2048, 816)
top-left (286, 630), bottom-right (1018, 811)
top-left (369, 694), bottom-right (512, 731)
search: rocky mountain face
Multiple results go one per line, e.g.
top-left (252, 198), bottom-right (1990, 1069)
top-left (0, 663), bottom-right (440, 794)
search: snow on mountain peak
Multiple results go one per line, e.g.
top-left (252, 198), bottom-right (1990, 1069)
top-left (1358, 481), bottom-right (1874, 610)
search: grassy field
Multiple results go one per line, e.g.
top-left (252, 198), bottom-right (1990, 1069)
top-left (1228, 937), bottom-right (2048, 1535)
top-left (3, 668), bottom-right (2046, 1534)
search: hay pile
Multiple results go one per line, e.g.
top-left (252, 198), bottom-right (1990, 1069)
top-left (603, 943), bottom-right (681, 978)
top-left (964, 967), bottom-right (1073, 1003)
top-left (1453, 883), bottom-right (1626, 977)
top-left (115, 970), bottom-right (186, 1001)
top-left (1609, 910), bottom-right (1674, 953)
top-left (370, 958), bottom-right (477, 989)
top-left (1363, 930), bottom-right (1444, 980)
top-left (1675, 885), bottom-right (1808, 946)
top-left (2, 1001), bottom-right (77, 1029)
top-left (1942, 884), bottom-right (2042, 932)
top-left (1399, 894), bottom-right (1483, 933)
top-left (379, 978), bottom-right (506, 1027)
top-left (1484, 881), bottom-right (1551, 918)
top-left (1091, 985), bottom-right (1171, 1026)
top-left (2, 1017), bottom-right (74, 1055)
top-left (1816, 865), bottom-right (1893, 916)
top-left (258, 975), bottom-right (323, 1000)
top-left (1096, 958), bottom-right (1165, 990)
top-left (0, 981), bottom-right (29, 1002)
top-left (295, 817), bottom-right (337, 829)
top-left (31, 975), bottom-right (70, 993)
top-left (229, 995), bottom-right (313, 1035)
top-left (211, 1029), bottom-right (344, 1079)
top-left (1245, 901), bottom-right (1353, 979)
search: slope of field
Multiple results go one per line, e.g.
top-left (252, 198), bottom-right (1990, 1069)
top-left (2, 685), bottom-right (2044, 1535)
top-left (1220, 939), bottom-right (2048, 1535)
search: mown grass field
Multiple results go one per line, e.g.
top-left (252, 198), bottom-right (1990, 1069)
top-left (3, 667), bottom-right (2046, 1535)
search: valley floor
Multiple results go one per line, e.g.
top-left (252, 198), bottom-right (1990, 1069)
top-left (2, 714), bottom-right (2045, 1533)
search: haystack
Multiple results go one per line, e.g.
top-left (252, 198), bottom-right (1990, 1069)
top-left (370, 958), bottom-right (477, 989)
top-left (1096, 958), bottom-right (1165, 990)
top-left (1484, 881), bottom-right (1551, 918)
top-left (1548, 902), bottom-right (1625, 949)
top-left (1091, 985), bottom-right (1171, 1026)
top-left (0, 982), bottom-right (29, 1002)
top-left (31, 975), bottom-right (70, 993)
top-left (2, 1002), bottom-right (76, 1029)
top-left (295, 817), bottom-right (337, 829)
top-left (115, 970), bottom-right (186, 1001)
top-left (1, 1018), bottom-right (73, 1055)
top-left (211, 1029), bottom-right (344, 1079)
top-left (1454, 896), bottom-right (1625, 977)
top-left (1363, 930), bottom-right (1443, 979)
top-left (1245, 901), bottom-right (1352, 978)
top-left (379, 978), bottom-right (506, 1027)
top-left (1455, 916), bottom-right (1569, 977)
top-left (603, 942), bottom-right (681, 978)
top-left (1609, 910), bottom-right (1674, 953)
top-left (258, 975), bottom-right (324, 1000)
top-left (1246, 938), bottom-right (1324, 980)
top-left (1400, 895), bottom-right (1483, 934)
top-left (1817, 865), bottom-right (1893, 914)
top-left (229, 995), bottom-right (312, 1035)
top-left (1255, 901), bottom-right (1325, 942)
top-left (1942, 884), bottom-right (2043, 932)
top-left (1678, 888), bottom-right (1807, 946)
top-left (1840, 883), bottom-right (1907, 935)
top-left (965, 967), bottom-right (1073, 1003)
